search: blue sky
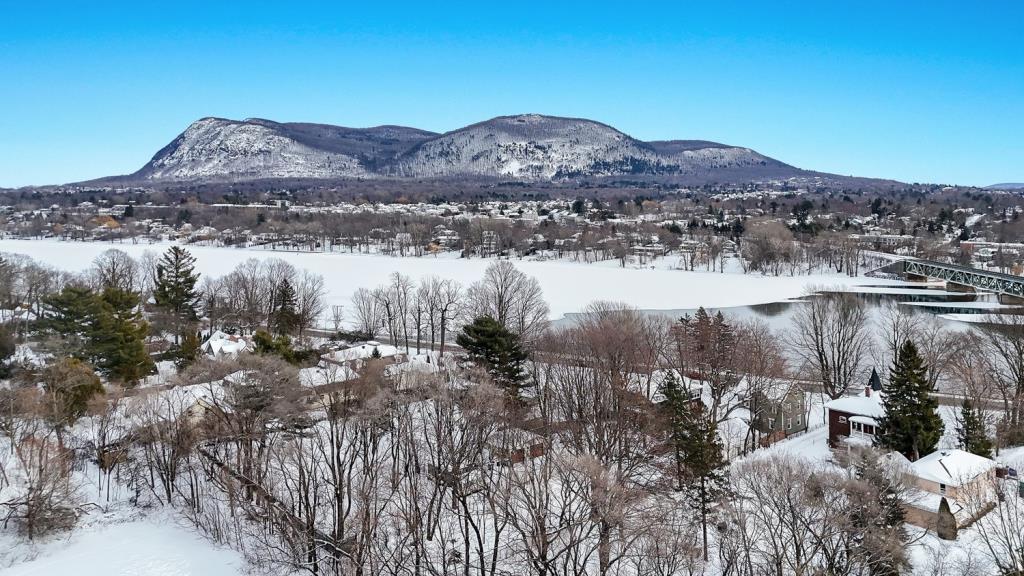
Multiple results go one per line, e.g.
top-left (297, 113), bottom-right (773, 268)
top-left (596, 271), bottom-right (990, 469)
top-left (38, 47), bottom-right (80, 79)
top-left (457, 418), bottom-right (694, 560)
top-left (1, 1), bottom-right (1021, 187)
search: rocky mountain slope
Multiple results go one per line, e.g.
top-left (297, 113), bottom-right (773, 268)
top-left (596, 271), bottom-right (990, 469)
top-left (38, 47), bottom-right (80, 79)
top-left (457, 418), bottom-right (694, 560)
top-left (386, 114), bottom-right (784, 179)
top-left (134, 117), bottom-right (436, 181)
top-left (120, 113), bottom-right (802, 184)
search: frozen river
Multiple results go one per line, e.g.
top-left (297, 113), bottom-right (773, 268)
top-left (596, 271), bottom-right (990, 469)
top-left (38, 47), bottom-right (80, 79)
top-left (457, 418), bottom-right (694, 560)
top-left (0, 238), bottom-right (886, 321)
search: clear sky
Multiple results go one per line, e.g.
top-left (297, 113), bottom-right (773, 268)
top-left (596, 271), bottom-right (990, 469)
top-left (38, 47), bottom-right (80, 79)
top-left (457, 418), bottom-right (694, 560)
top-left (1, 1), bottom-right (1021, 187)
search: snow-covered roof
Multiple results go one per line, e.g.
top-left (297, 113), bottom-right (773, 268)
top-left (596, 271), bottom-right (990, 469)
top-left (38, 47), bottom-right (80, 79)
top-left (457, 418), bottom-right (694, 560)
top-left (299, 365), bottom-right (358, 388)
top-left (824, 392), bottom-right (884, 419)
top-left (201, 331), bottom-right (254, 357)
top-left (905, 488), bottom-right (964, 515)
top-left (849, 415), bottom-right (878, 427)
top-left (910, 449), bottom-right (996, 487)
top-left (323, 342), bottom-right (399, 363)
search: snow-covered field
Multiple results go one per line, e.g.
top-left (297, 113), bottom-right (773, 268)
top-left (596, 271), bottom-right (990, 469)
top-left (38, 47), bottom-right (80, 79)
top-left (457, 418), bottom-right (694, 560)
top-left (0, 239), bottom-right (883, 320)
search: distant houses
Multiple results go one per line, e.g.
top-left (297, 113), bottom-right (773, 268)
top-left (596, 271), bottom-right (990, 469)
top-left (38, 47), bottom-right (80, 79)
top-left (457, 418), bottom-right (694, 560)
top-left (321, 341), bottom-right (403, 371)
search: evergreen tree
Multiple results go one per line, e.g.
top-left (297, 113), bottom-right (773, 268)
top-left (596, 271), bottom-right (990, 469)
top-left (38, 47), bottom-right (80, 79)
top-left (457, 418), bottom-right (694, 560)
top-left (42, 285), bottom-right (100, 358)
top-left (677, 401), bottom-right (728, 562)
top-left (0, 324), bottom-right (14, 362)
top-left (176, 331), bottom-right (201, 369)
top-left (152, 246), bottom-right (200, 345)
top-left (956, 398), bottom-right (993, 458)
top-left (456, 316), bottom-right (528, 395)
top-left (271, 278), bottom-right (299, 335)
top-left (0, 255), bottom-right (12, 307)
top-left (847, 449), bottom-right (909, 575)
top-left (89, 288), bottom-right (154, 385)
top-left (876, 341), bottom-right (944, 460)
top-left (254, 328), bottom-right (297, 364)
top-left (658, 371), bottom-right (690, 489)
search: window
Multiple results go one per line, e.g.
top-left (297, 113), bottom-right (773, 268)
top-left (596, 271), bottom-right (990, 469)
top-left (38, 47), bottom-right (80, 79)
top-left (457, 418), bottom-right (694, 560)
top-left (852, 422), bottom-right (862, 433)
top-left (838, 416), bottom-right (847, 424)
top-left (939, 483), bottom-right (947, 495)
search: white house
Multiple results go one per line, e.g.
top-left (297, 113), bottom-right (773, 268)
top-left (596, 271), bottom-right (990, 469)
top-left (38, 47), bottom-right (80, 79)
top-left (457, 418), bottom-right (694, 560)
top-left (201, 331), bottom-right (255, 358)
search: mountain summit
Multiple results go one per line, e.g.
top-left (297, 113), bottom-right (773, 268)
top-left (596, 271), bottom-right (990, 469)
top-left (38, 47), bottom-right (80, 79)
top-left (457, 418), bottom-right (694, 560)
top-left (120, 114), bottom-right (802, 185)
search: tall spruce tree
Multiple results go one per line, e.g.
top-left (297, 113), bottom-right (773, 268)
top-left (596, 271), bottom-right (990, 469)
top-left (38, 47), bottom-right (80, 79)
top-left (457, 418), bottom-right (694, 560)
top-left (659, 369), bottom-right (728, 562)
top-left (956, 398), bottom-right (993, 458)
top-left (456, 315), bottom-right (528, 395)
top-left (0, 255), bottom-right (12, 307)
top-left (42, 285), bottom-right (100, 358)
top-left (152, 246), bottom-right (200, 345)
top-left (658, 371), bottom-right (691, 489)
top-left (876, 340), bottom-right (944, 460)
top-left (90, 288), bottom-right (154, 385)
top-left (678, 401), bottom-right (728, 562)
top-left (271, 278), bottom-right (299, 336)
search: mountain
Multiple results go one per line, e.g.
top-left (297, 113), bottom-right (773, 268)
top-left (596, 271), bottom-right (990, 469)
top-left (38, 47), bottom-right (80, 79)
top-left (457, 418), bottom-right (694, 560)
top-left (385, 114), bottom-right (786, 179)
top-left (132, 117), bottom-right (436, 181)
top-left (987, 183), bottom-right (1024, 190)
top-left (105, 113), bottom-right (827, 186)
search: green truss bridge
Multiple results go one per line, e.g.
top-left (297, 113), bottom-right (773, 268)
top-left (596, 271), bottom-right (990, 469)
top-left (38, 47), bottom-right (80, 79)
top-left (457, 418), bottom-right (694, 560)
top-left (901, 259), bottom-right (1024, 302)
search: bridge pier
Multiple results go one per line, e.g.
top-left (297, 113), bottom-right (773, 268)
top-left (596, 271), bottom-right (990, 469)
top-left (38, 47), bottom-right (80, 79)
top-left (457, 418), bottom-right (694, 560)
top-left (999, 293), bottom-right (1024, 305)
top-left (946, 282), bottom-right (976, 293)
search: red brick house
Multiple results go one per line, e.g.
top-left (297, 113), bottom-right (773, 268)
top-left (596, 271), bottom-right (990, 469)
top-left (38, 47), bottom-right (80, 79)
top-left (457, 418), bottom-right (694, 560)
top-left (824, 369), bottom-right (884, 448)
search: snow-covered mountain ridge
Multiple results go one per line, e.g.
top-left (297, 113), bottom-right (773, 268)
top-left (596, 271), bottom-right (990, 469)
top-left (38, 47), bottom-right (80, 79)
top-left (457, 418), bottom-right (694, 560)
top-left (128, 114), bottom-right (796, 183)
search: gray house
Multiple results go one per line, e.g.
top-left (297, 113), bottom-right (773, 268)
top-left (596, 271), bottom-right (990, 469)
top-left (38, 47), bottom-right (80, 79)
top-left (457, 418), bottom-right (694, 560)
top-left (751, 381), bottom-right (809, 447)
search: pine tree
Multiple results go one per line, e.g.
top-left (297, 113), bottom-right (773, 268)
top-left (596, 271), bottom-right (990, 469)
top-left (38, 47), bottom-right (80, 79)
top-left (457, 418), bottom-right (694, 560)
top-left (677, 402), bottom-right (728, 562)
top-left (271, 278), bottom-right (299, 336)
top-left (89, 288), bottom-right (154, 385)
top-left (0, 255), bottom-right (12, 307)
top-left (876, 340), bottom-right (944, 460)
top-left (658, 371), bottom-right (690, 489)
top-left (42, 285), bottom-right (101, 358)
top-left (176, 331), bottom-right (201, 369)
top-left (956, 398), bottom-right (993, 458)
top-left (456, 315), bottom-right (528, 395)
top-left (254, 328), bottom-right (297, 364)
top-left (152, 246), bottom-right (200, 345)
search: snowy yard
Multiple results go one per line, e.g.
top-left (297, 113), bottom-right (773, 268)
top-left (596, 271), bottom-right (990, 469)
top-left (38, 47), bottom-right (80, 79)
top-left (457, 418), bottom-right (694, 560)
top-left (0, 238), bottom-right (882, 321)
top-left (3, 515), bottom-right (244, 576)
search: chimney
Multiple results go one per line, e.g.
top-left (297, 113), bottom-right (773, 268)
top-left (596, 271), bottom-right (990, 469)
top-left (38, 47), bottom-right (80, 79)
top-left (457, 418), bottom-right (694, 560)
top-left (865, 386), bottom-right (871, 397)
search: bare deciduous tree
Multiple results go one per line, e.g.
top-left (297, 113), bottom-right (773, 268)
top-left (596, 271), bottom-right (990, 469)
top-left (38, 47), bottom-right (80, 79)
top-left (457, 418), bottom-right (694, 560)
top-left (467, 260), bottom-right (549, 342)
top-left (789, 291), bottom-right (871, 400)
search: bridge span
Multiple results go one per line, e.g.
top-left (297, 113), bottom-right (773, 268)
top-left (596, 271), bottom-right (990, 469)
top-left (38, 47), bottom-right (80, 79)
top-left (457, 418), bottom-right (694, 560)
top-left (902, 259), bottom-right (1024, 302)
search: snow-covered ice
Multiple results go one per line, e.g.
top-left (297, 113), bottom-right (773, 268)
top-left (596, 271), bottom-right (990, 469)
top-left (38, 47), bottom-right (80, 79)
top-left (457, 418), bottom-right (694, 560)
top-left (0, 239), bottom-right (883, 321)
